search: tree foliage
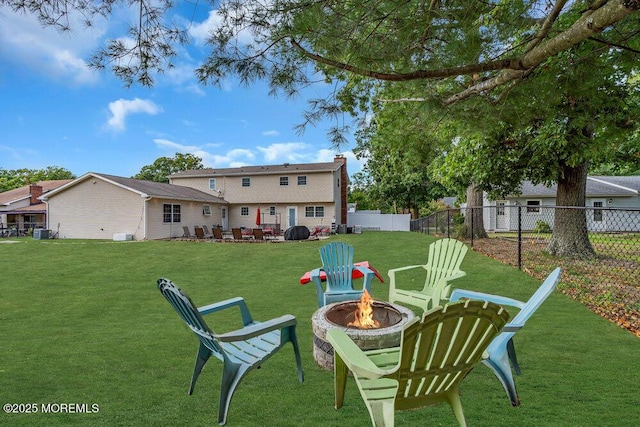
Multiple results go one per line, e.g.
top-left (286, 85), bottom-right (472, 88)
top-left (133, 153), bottom-right (204, 183)
top-left (0, 167), bottom-right (75, 192)
top-left (353, 95), bottom-right (447, 216)
top-left (3, 0), bottom-right (638, 126)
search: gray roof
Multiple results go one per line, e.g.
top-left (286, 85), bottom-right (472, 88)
top-left (514, 176), bottom-right (640, 198)
top-left (170, 161), bottom-right (341, 178)
top-left (43, 173), bottom-right (227, 204)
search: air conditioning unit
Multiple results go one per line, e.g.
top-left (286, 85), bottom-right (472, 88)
top-left (33, 229), bottom-right (50, 240)
top-left (113, 233), bottom-right (133, 241)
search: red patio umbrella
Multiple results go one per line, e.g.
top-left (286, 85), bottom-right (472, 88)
top-left (256, 207), bottom-right (261, 226)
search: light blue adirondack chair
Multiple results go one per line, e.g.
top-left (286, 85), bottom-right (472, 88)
top-left (327, 299), bottom-right (510, 427)
top-left (309, 242), bottom-right (376, 307)
top-left (388, 238), bottom-right (468, 312)
top-left (157, 278), bottom-right (304, 425)
top-left (449, 267), bottom-right (562, 406)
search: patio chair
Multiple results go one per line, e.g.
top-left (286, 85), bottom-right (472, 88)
top-left (327, 299), bottom-right (510, 427)
top-left (194, 226), bottom-right (207, 240)
top-left (182, 226), bottom-right (193, 238)
top-left (157, 278), bottom-right (304, 425)
top-left (252, 228), bottom-right (264, 240)
top-left (212, 227), bottom-right (226, 240)
top-left (309, 242), bottom-right (375, 307)
top-left (231, 228), bottom-right (243, 240)
top-left (449, 267), bottom-right (562, 406)
top-left (388, 238), bottom-right (468, 312)
top-left (201, 225), bottom-right (215, 239)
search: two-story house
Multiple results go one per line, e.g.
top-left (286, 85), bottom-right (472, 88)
top-left (35, 156), bottom-right (348, 240)
top-left (169, 155), bottom-right (349, 232)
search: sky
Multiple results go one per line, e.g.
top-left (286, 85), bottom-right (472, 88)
top-left (0, 3), bottom-right (366, 180)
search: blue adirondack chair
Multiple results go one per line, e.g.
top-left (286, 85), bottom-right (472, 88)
top-left (157, 278), bottom-right (304, 425)
top-left (449, 267), bottom-right (562, 406)
top-left (309, 242), bottom-right (376, 307)
top-left (327, 299), bottom-right (510, 426)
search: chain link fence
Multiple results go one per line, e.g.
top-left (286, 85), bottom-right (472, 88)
top-left (412, 206), bottom-right (640, 337)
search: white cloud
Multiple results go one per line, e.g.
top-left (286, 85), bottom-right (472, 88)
top-left (0, 9), bottom-right (106, 85)
top-left (152, 139), bottom-right (255, 168)
top-left (262, 130), bottom-right (280, 137)
top-left (149, 138), bottom-right (365, 176)
top-left (107, 98), bottom-right (162, 131)
top-left (190, 10), bottom-right (254, 46)
top-left (314, 149), bottom-right (365, 176)
top-left (257, 142), bottom-right (312, 163)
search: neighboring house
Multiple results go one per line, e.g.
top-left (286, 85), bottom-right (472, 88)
top-left (483, 176), bottom-right (640, 232)
top-left (0, 180), bottom-right (72, 235)
top-left (41, 173), bottom-right (226, 240)
top-left (170, 155), bottom-right (348, 231)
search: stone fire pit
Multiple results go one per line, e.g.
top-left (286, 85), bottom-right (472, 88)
top-left (311, 300), bottom-right (415, 370)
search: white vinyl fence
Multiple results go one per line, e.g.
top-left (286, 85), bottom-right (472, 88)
top-left (347, 212), bottom-right (410, 231)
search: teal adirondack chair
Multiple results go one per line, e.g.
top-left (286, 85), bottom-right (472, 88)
top-left (449, 267), bottom-right (562, 406)
top-left (309, 242), bottom-right (376, 307)
top-left (388, 238), bottom-right (468, 312)
top-left (327, 299), bottom-right (510, 427)
top-left (157, 278), bottom-right (304, 425)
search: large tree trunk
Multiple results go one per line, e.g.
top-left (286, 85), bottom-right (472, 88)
top-left (547, 162), bottom-right (596, 259)
top-left (464, 183), bottom-right (488, 239)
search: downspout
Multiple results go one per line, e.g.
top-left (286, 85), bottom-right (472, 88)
top-left (142, 195), bottom-right (151, 240)
top-left (42, 198), bottom-right (49, 231)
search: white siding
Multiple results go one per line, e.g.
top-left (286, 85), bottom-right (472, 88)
top-left (145, 199), bottom-right (224, 239)
top-left (171, 170), bottom-right (339, 230)
top-left (47, 178), bottom-right (145, 239)
top-left (172, 172), bottom-right (335, 204)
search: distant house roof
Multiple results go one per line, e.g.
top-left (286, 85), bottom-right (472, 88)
top-left (41, 173), bottom-right (227, 204)
top-left (440, 197), bottom-right (458, 207)
top-left (0, 180), bottom-right (73, 206)
top-left (170, 161), bottom-right (341, 178)
top-left (514, 176), bottom-right (640, 198)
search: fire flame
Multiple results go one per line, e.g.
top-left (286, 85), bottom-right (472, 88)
top-left (348, 289), bottom-right (380, 329)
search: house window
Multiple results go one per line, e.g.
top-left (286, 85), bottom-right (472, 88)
top-left (242, 177), bottom-right (250, 187)
top-left (526, 200), bottom-right (541, 213)
top-left (280, 177), bottom-right (289, 186)
top-left (209, 178), bottom-right (216, 191)
top-left (203, 205), bottom-right (211, 216)
top-left (240, 207), bottom-right (249, 216)
top-left (163, 204), bottom-right (181, 223)
top-left (305, 206), bottom-right (324, 217)
top-left (269, 206), bottom-right (276, 216)
top-left (24, 214), bottom-right (37, 230)
top-left (593, 201), bottom-right (603, 222)
top-left (297, 176), bottom-right (307, 185)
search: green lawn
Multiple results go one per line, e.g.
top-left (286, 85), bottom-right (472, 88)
top-left (1, 232), bottom-right (638, 426)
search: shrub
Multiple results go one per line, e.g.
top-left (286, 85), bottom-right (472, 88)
top-left (534, 220), bottom-right (552, 233)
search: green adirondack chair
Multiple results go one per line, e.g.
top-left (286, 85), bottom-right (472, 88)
top-left (327, 299), bottom-right (510, 427)
top-left (449, 267), bottom-right (562, 406)
top-left (388, 238), bottom-right (468, 312)
top-left (309, 241), bottom-right (376, 307)
top-left (157, 278), bottom-right (304, 425)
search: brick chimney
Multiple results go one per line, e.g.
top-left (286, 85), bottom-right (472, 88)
top-left (334, 155), bottom-right (348, 224)
top-left (30, 184), bottom-right (43, 205)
